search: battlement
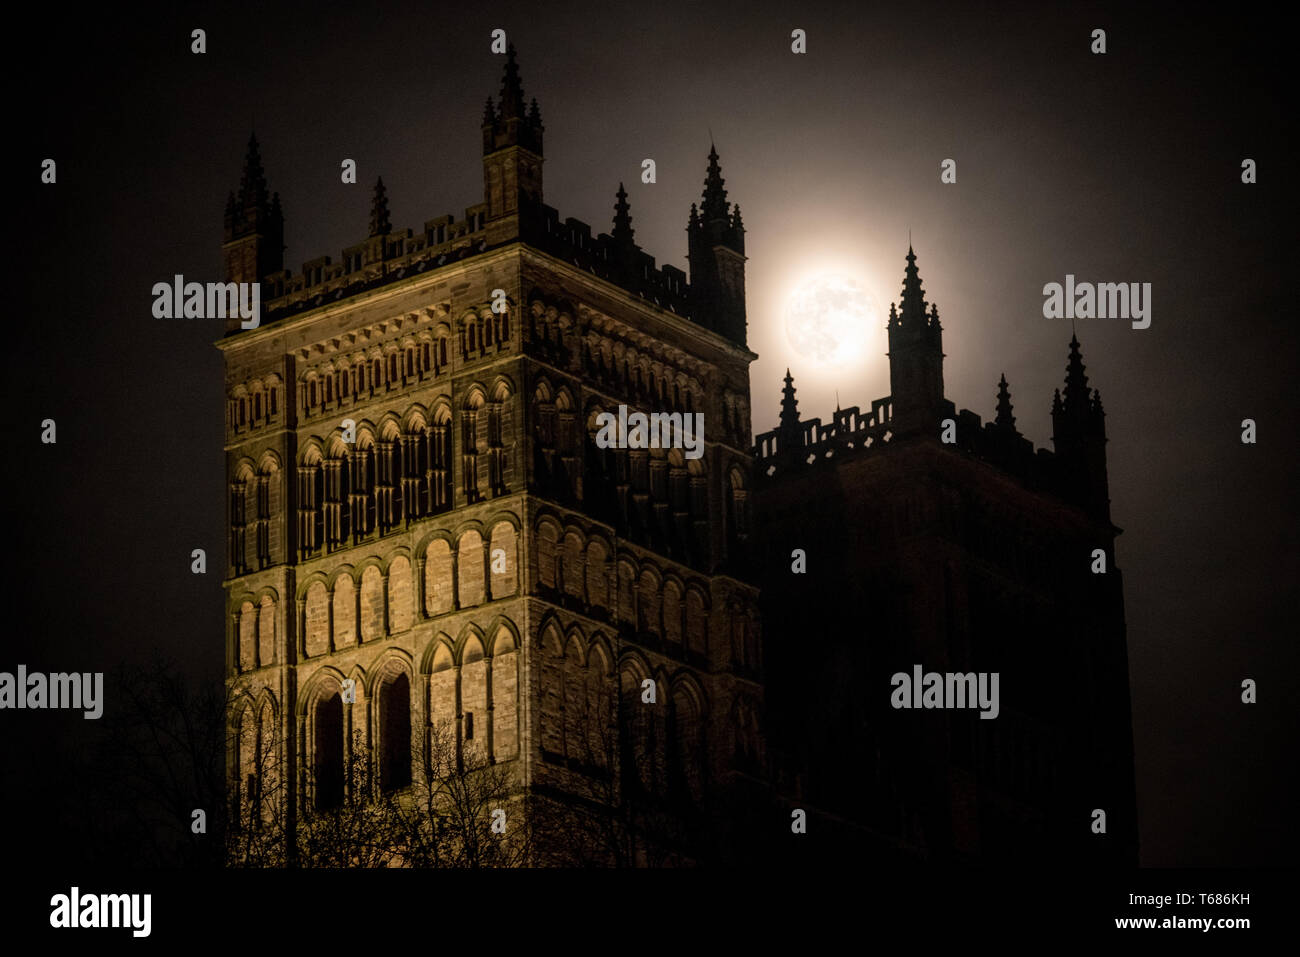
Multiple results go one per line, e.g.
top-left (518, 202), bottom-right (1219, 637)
top-left (755, 393), bottom-right (1076, 505)
top-left (754, 396), bottom-right (896, 471)
top-left (528, 204), bottom-right (694, 317)
top-left (247, 204), bottom-right (490, 326)
top-left (233, 199), bottom-right (700, 334)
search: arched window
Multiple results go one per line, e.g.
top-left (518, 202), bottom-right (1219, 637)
top-left (487, 386), bottom-right (509, 496)
top-left (379, 671), bottom-right (411, 791)
top-left (297, 456), bottom-right (324, 559)
top-left (429, 407), bottom-right (453, 513)
top-left (348, 442), bottom-right (376, 540)
top-left (254, 392), bottom-right (262, 420)
top-left (314, 692), bottom-right (344, 810)
top-left (308, 379), bottom-right (317, 408)
top-left (269, 387), bottom-right (278, 415)
top-left (463, 393), bottom-right (484, 502)
top-left (728, 466), bottom-right (750, 549)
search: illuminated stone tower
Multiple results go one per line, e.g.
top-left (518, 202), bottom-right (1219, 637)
top-left (218, 48), bottom-right (763, 864)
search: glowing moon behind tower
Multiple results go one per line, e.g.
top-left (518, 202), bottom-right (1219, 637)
top-left (784, 274), bottom-right (882, 365)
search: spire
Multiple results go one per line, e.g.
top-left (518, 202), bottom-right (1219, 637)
top-left (731, 204), bottom-right (744, 230)
top-left (481, 44), bottom-right (543, 159)
top-left (779, 369), bottom-right (801, 433)
top-left (1050, 337), bottom-right (1110, 518)
top-left (701, 143), bottom-right (729, 223)
top-left (369, 176), bottom-right (391, 237)
top-left (612, 182), bottom-right (634, 244)
top-left (237, 133), bottom-right (269, 212)
top-left (899, 245), bottom-right (928, 325)
top-left (223, 134), bottom-right (284, 296)
top-left (499, 43), bottom-right (525, 119)
top-left (1063, 333), bottom-right (1091, 415)
top-left (687, 202), bottom-right (700, 230)
top-left (995, 373), bottom-right (1016, 430)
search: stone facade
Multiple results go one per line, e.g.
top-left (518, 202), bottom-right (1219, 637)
top-left (219, 47), bottom-right (762, 864)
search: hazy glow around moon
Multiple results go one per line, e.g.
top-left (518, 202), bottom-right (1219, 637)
top-left (784, 274), bottom-right (882, 365)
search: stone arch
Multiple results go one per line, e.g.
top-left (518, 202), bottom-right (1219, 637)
top-left (419, 633), bottom-right (456, 675)
top-left (562, 626), bottom-right (589, 764)
top-left (425, 638), bottom-right (457, 745)
top-left (670, 673), bottom-right (707, 802)
top-left (663, 577), bottom-right (684, 646)
top-left (561, 527), bottom-right (586, 601)
top-left (303, 581), bottom-right (329, 658)
top-left (237, 600), bottom-right (257, 672)
top-left (585, 537), bottom-right (610, 610)
top-left (538, 621), bottom-right (565, 757)
top-left (616, 557), bottom-right (638, 626)
top-left (387, 554), bottom-right (413, 634)
top-left (300, 668), bottom-right (347, 811)
top-left (583, 638), bottom-right (614, 770)
top-left (377, 413), bottom-right (403, 443)
top-left (257, 595), bottom-right (275, 667)
top-left (232, 460), bottom-right (258, 573)
top-left (536, 516), bottom-right (561, 590)
top-left (373, 654), bottom-right (414, 792)
top-left (491, 620), bottom-right (520, 761)
top-left (459, 629), bottom-right (488, 759)
top-left (619, 652), bottom-right (654, 793)
top-left (488, 520), bottom-right (518, 599)
top-left (359, 563), bottom-right (385, 641)
top-left (423, 537), bottom-right (454, 616)
top-left (685, 586), bottom-right (709, 657)
top-left (637, 566), bottom-right (662, 636)
top-left (456, 528), bottom-right (486, 606)
top-left (330, 569), bottom-right (356, 648)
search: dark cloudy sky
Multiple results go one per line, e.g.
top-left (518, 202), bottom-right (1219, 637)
top-left (10, 0), bottom-right (1295, 867)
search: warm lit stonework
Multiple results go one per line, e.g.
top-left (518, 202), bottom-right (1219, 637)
top-left (218, 47), bottom-right (761, 865)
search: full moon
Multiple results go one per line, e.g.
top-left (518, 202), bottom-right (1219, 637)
top-left (784, 274), bottom-right (881, 365)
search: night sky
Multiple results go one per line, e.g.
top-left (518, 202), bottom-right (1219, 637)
top-left (9, 0), bottom-right (1295, 867)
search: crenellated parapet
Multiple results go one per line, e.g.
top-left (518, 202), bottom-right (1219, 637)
top-left (253, 208), bottom-right (491, 322)
top-left (224, 48), bottom-right (745, 349)
top-left (754, 379), bottom-right (1108, 517)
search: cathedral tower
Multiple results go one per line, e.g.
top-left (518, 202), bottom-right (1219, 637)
top-left (218, 50), bottom-right (764, 866)
top-left (753, 246), bottom-right (1137, 866)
